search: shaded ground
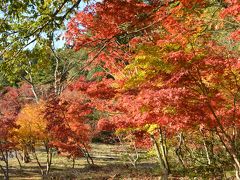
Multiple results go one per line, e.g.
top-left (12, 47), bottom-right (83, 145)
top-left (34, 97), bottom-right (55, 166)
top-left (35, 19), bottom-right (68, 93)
top-left (0, 143), bottom-right (236, 179)
top-left (0, 143), bottom-right (163, 179)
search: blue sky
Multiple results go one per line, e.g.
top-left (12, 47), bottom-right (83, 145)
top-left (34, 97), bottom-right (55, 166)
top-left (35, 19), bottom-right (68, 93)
top-left (53, 29), bottom-right (67, 49)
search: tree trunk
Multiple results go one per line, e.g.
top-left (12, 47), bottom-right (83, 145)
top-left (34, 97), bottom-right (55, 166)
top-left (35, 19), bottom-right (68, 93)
top-left (15, 151), bottom-right (22, 169)
top-left (230, 152), bottom-right (240, 179)
top-left (200, 129), bottom-right (211, 165)
top-left (0, 150), bottom-right (9, 180)
top-left (32, 148), bottom-right (44, 176)
top-left (81, 144), bottom-right (94, 165)
top-left (216, 130), bottom-right (240, 179)
top-left (159, 128), bottom-right (170, 173)
top-left (72, 158), bottom-right (75, 169)
top-left (44, 142), bottom-right (53, 175)
top-left (46, 149), bottom-right (52, 175)
top-left (0, 151), bottom-right (9, 180)
top-left (5, 152), bottom-right (9, 180)
top-left (86, 150), bottom-right (94, 165)
top-left (22, 149), bottom-right (31, 163)
top-left (150, 135), bottom-right (168, 178)
top-left (175, 132), bottom-right (185, 169)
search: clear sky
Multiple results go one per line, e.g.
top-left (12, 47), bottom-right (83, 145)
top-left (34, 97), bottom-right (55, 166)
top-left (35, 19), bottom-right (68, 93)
top-left (53, 29), bottom-right (67, 49)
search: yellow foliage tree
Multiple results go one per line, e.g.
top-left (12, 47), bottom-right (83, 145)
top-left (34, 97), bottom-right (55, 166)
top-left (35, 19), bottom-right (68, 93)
top-left (16, 101), bottom-right (47, 149)
top-left (15, 101), bottom-right (52, 175)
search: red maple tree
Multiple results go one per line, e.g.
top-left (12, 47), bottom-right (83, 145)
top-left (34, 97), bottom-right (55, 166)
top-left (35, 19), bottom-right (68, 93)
top-left (0, 87), bottom-right (21, 179)
top-left (66, 0), bottom-right (240, 177)
top-left (44, 90), bottom-right (94, 165)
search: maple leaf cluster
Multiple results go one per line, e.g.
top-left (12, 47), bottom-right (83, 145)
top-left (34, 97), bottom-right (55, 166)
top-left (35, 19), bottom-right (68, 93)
top-left (44, 90), bottom-right (93, 158)
top-left (0, 87), bottom-right (22, 151)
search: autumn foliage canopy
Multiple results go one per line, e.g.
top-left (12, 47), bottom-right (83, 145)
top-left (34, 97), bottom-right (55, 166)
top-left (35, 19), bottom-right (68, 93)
top-left (0, 0), bottom-right (240, 178)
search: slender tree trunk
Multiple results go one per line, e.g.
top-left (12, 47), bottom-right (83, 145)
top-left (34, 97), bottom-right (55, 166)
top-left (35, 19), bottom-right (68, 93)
top-left (216, 130), bottom-right (240, 179)
top-left (72, 158), bottom-right (75, 169)
top-left (130, 144), bottom-right (139, 168)
top-left (5, 152), bottom-right (9, 180)
top-left (24, 69), bottom-right (39, 103)
top-left (52, 46), bottom-right (61, 96)
top-left (15, 151), bottom-right (22, 169)
top-left (46, 148), bottom-right (52, 175)
top-left (150, 134), bottom-right (168, 178)
top-left (200, 129), bottom-right (211, 165)
top-left (0, 151), bottom-right (9, 180)
top-left (85, 150), bottom-right (94, 165)
top-left (32, 148), bottom-right (44, 176)
top-left (203, 139), bottom-right (211, 165)
top-left (229, 150), bottom-right (240, 179)
top-left (43, 141), bottom-right (53, 175)
top-left (78, 145), bottom-right (94, 165)
top-left (0, 164), bottom-right (7, 180)
top-left (159, 128), bottom-right (170, 173)
top-left (175, 132), bottom-right (185, 169)
top-left (234, 163), bottom-right (240, 179)
top-left (82, 144), bottom-right (94, 165)
top-left (22, 149), bottom-right (30, 163)
top-left (232, 128), bottom-right (240, 179)
top-left (31, 85), bottom-right (39, 103)
top-left (209, 131), bottom-right (216, 165)
top-left (233, 127), bottom-right (240, 153)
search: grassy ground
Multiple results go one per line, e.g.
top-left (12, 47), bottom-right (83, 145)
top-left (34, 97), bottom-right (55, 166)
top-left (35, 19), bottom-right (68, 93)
top-left (0, 143), bottom-right (163, 179)
top-left (0, 143), bottom-right (236, 179)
